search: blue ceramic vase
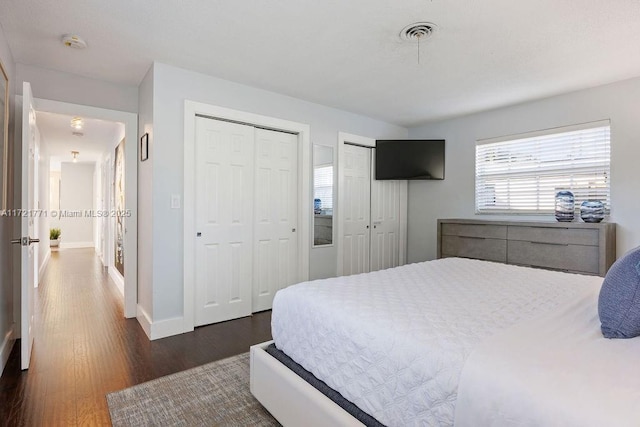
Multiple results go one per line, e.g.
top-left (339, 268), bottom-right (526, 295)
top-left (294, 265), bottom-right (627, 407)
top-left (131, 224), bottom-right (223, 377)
top-left (555, 191), bottom-right (575, 222)
top-left (580, 200), bottom-right (605, 223)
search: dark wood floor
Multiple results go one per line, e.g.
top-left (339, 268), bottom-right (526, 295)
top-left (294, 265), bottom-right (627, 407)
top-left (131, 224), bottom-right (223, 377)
top-left (0, 248), bottom-right (273, 426)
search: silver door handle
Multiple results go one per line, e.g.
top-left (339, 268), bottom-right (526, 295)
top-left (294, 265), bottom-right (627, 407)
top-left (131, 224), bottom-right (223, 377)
top-left (11, 237), bottom-right (40, 246)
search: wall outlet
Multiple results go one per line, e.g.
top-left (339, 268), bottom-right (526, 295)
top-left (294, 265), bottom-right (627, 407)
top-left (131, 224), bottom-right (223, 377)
top-left (171, 194), bottom-right (181, 209)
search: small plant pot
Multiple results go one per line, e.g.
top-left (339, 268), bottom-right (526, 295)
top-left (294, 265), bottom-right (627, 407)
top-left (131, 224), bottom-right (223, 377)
top-left (50, 239), bottom-right (60, 247)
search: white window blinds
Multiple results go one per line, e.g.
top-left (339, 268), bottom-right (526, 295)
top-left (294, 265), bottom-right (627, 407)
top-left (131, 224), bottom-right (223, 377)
top-left (313, 165), bottom-right (333, 211)
top-left (475, 121), bottom-right (611, 214)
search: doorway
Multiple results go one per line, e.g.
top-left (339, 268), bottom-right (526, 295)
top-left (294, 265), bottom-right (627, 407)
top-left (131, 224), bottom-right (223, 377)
top-left (19, 96), bottom-right (138, 318)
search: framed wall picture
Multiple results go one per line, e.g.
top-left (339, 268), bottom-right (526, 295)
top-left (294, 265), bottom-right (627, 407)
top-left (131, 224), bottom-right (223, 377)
top-left (0, 59), bottom-right (8, 209)
top-left (140, 132), bottom-right (149, 162)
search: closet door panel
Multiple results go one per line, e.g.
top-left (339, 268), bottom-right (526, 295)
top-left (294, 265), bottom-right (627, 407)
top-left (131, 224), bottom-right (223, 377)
top-left (342, 144), bottom-right (371, 276)
top-left (253, 128), bottom-right (299, 312)
top-left (195, 117), bottom-right (255, 326)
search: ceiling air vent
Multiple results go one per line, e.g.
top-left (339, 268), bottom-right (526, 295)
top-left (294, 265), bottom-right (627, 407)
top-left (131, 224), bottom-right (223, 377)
top-left (400, 22), bottom-right (437, 42)
top-left (61, 34), bottom-right (87, 49)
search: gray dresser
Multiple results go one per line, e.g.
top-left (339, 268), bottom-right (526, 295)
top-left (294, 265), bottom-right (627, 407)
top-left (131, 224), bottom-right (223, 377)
top-left (437, 219), bottom-right (616, 276)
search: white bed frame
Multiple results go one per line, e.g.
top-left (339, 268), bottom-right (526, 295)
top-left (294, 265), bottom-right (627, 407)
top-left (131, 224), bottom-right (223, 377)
top-left (250, 341), bottom-right (365, 426)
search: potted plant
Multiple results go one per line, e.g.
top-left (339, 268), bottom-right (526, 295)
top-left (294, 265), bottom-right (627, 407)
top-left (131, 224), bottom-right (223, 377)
top-left (50, 228), bottom-right (61, 247)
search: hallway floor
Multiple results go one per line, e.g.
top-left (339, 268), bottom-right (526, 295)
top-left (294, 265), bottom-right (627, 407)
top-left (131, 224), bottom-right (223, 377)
top-left (0, 248), bottom-right (273, 425)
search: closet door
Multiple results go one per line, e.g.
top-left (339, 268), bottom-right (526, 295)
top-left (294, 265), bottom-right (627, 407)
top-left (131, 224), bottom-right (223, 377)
top-left (195, 117), bottom-right (255, 326)
top-left (370, 173), bottom-right (401, 272)
top-left (342, 144), bottom-right (371, 276)
top-left (252, 128), bottom-right (299, 312)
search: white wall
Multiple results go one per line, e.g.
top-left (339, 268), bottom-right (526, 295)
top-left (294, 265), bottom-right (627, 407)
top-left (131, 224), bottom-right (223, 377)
top-left (407, 76), bottom-right (640, 263)
top-left (15, 64), bottom-right (138, 114)
top-left (149, 62), bottom-right (407, 322)
top-left (93, 162), bottom-right (101, 258)
top-left (137, 65), bottom-right (154, 321)
top-left (59, 162), bottom-right (95, 247)
top-left (36, 137), bottom-right (50, 278)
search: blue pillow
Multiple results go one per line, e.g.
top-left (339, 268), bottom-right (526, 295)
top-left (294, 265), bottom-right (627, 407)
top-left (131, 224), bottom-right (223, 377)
top-left (598, 246), bottom-right (640, 339)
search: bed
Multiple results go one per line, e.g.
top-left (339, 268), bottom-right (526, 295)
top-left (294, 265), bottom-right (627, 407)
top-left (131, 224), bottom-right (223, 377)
top-left (250, 257), bottom-right (640, 426)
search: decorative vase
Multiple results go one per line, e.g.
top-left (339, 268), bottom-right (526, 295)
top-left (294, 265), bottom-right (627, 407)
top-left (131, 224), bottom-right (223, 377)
top-left (580, 200), bottom-right (605, 223)
top-left (314, 198), bottom-right (322, 214)
top-left (555, 191), bottom-right (575, 222)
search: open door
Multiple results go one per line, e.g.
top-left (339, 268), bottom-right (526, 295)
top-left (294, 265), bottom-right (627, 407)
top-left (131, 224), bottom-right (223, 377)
top-left (12, 82), bottom-right (39, 370)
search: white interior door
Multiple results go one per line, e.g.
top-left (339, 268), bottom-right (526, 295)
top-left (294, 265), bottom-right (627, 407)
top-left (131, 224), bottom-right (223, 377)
top-left (252, 128), bottom-right (298, 312)
top-left (342, 144), bottom-right (371, 276)
top-left (195, 117), bottom-right (255, 326)
top-left (370, 162), bottom-right (401, 272)
top-left (19, 82), bottom-right (38, 369)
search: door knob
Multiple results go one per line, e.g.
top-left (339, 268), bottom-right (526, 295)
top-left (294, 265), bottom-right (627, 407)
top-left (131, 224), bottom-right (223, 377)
top-left (10, 237), bottom-right (40, 246)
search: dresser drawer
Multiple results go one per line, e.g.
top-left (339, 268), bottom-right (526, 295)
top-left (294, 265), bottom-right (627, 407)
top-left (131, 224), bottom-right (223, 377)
top-left (507, 241), bottom-right (599, 274)
top-left (508, 226), bottom-right (599, 246)
top-left (441, 236), bottom-right (507, 263)
top-left (441, 223), bottom-right (507, 239)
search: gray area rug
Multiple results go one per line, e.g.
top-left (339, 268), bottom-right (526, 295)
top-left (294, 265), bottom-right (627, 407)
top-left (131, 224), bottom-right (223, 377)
top-left (106, 353), bottom-right (280, 426)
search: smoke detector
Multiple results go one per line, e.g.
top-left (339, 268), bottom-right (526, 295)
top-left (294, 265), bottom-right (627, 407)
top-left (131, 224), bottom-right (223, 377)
top-left (400, 22), bottom-right (437, 42)
top-left (61, 34), bottom-right (87, 49)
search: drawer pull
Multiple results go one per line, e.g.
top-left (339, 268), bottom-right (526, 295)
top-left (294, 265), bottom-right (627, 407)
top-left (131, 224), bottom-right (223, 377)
top-left (530, 241), bottom-right (569, 247)
top-left (461, 236), bottom-right (486, 240)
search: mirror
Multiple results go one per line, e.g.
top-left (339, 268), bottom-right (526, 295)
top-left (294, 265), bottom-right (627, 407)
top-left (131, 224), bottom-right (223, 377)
top-left (313, 145), bottom-right (334, 246)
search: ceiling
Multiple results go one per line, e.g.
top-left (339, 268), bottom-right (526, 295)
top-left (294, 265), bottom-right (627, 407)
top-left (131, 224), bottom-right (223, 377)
top-left (36, 111), bottom-right (122, 167)
top-left (2, 1), bottom-right (640, 126)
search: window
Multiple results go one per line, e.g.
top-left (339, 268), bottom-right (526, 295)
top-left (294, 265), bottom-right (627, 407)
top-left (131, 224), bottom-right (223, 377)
top-left (313, 165), bottom-right (333, 213)
top-left (475, 121), bottom-right (610, 214)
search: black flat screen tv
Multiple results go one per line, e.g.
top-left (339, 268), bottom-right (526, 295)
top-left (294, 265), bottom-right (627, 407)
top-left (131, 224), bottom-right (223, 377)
top-left (375, 139), bottom-right (445, 180)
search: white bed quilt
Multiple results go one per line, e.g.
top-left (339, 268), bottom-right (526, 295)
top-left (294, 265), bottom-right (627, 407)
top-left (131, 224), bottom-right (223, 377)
top-left (271, 258), bottom-right (602, 426)
top-left (455, 284), bottom-right (640, 427)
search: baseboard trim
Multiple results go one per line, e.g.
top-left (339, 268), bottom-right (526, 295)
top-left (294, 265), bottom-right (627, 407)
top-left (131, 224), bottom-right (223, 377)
top-left (0, 326), bottom-right (15, 376)
top-left (136, 305), bottom-right (152, 339)
top-left (150, 316), bottom-right (186, 340)
top-left (108, 267), bottom-right (125, 297)
top-left (135, 306), bottom-right (185, 341)
top-left (38, 249), bottom-right (51, 280)
top-left (60, 241), bottom-right (94, 249)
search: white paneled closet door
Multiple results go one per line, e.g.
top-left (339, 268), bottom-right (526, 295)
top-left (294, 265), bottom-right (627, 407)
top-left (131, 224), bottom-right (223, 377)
top-left (195, 117), bottom-right (255, 326)
top-left (370, 176), bottom-right (401, 272)
top-left (252, 128), bottom-right (299, 312)
top-left (342, 144), bottom-right (371, 276)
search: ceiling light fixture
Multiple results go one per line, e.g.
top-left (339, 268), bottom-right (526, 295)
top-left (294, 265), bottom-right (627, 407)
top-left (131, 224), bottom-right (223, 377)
top-left (400, 22), bottom-right (438, 64)
top-left (71, 151), bottom-right (79, 163)
top-left (70, 116), bottom-right (83, 130)
top-left (61, 34), bottom-right (87, 49)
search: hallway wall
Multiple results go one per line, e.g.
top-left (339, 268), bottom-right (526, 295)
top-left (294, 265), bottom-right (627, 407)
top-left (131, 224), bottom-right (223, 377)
top-left (58, 162), bottom-right (95, 248)
top-left (36, 133), bottom-right (50, 281)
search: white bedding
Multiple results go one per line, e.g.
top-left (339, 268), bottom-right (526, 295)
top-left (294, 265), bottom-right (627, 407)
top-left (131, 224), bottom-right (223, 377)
top-left (271, 258), bottom-right (602, 426)
top-left (455, 282), bottom-right (640, 427)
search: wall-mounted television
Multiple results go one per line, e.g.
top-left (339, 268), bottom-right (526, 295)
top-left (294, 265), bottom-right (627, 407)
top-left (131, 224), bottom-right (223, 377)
top-left (375, 139), bottom-right (445, 180)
